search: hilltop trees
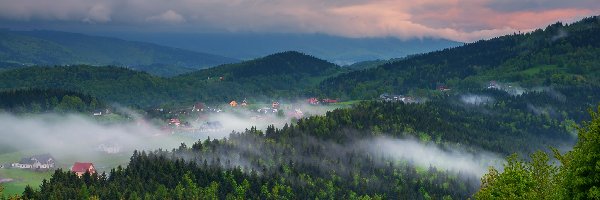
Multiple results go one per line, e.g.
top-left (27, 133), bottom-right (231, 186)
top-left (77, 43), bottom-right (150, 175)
top-left (475, 105), bottom-right (600, 199)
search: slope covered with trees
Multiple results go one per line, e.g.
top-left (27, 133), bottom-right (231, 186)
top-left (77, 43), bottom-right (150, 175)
top-left (475, 105), bottom-right (600, 199)
top-left (0, 52), bottom-right (343, 106)
top-left (0, 30), bottom-right (238, 76)
top-left (173, 51), bottom-right (345, 102)
top-left (319, 16), bottom-right (600, 99)
top-left (0, 88), bottom-right (104, 113)
top-left (11, 96), bottom-right (593, 199)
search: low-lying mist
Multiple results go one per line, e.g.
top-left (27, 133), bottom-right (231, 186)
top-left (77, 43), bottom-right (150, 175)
top-left (361, 137), bottom-right (503, 177)
top-left (0, 113), bottom-right (184, 168)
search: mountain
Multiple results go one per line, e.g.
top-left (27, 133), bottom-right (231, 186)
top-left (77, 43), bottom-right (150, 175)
top-left (98, 32), bottom-right (462, 65)
top-left (319, 16), bottom-right (600, 99)
top-left (0, 30), bottom-right (238, 76)
top-left (173, 51), bottom-right (344, 102)
top-left (0, 51), bottom-right (342, 106)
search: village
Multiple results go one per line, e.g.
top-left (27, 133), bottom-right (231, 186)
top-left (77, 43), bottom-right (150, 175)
top-left (0, 97), bottom-right (345, 194)
top-left (147, 97), bottom-right (343, 137)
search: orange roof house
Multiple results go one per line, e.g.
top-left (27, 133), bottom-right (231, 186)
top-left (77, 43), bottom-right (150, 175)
top-left (71, 162), bottom-right (96, 177)
top-left (230, 101), bottom-right (238, 107)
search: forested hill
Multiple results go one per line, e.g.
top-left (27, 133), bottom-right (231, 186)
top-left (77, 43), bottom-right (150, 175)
top-left (319, 16), bottom-right (600, 99)
top-left (17, 99), bottom-right (591, 199)
top-left (0, 30), bottom-right (238, 76)
top-left (0, 66), bottom-right (170, 106)
top-left (0, 52), bottom-right (343, 106)
top-left (173, 51), bottom-right (345, 101)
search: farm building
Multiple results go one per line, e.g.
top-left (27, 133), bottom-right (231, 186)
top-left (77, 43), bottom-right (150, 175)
top-left (71, 162), bottom-right (96, 177)
top-left (11, 154), bottom-right (55, 170)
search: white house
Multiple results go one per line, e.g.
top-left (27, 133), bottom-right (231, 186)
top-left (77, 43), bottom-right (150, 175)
top-left (11, 154), bottom-right (55, 169)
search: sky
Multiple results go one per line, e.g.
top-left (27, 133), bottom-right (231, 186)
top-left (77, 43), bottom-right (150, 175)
top-left (0, 0), bottom-right (598, 42)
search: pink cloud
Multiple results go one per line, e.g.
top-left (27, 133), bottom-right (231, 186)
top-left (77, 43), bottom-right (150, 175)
top-left (0, 0), bottom-right (597, 41)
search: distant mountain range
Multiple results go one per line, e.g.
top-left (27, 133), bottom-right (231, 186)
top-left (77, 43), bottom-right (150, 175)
top-left (97, 32), bottom-right (462, 65)
top-left (0, 30), bottom-right (239, 76)
top-left (0, 16), bottom-right (599, 107)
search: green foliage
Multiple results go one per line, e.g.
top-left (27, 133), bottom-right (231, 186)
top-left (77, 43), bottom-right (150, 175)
top-left (559, 105), bottom-right (600, 199)
top-left (320, 16), bottom-right (600, 99)
top-left (475, 105), bottom-right (600, 200)
top-left (0, 52), bottom-right (343, 106)
top-left (0, 88), bottom-right (103, 113)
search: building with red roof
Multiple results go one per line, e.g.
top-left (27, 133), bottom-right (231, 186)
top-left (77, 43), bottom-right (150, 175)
top-left (71, 162), bottom-right (96, 177)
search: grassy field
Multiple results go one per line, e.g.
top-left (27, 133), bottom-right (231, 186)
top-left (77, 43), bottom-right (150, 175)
top-left (0, 168), bottom-right (53, 196)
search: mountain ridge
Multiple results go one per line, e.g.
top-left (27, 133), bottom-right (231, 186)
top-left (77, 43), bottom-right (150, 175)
top-left (0, 29), bottom-right (239, 76)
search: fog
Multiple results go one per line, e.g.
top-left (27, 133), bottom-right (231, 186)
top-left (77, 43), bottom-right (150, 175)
top-left (181, 101), bottom-right (338, 139)
top-left (460, 94), bottom-right (494, 105)
top-left (361, 137), bottom-right (503, 177)
top-left (0, 113), bottom-right (184, 168)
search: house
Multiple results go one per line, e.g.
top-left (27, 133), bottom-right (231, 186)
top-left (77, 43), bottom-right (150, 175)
top-left (169, 118), bottom-right (181, 126)
top-left (11, 154), bottom-right (55, 170)
top-left (257, 107), bottom-right (278, 114)
top-left (93, 109), bottom-right (103, 116)
top-left (71, 162), bottom-right (96, 177)
top-left (321, 98), bottom-right (338, 104)
top-left (230, 101), bottom-right (238, 107)
top-left (437, 85), bottom-right (451, 91)
top-left (272, 101), bottom-right (280, 109)
top-left (379, 93), bottom-right (417, 104)
top-left (488, 81), bottom-right (500, 89)
top-left (241, 99), bottom-right (248, 107)
top-left (307, 98), bottom-right (320, 105)
top-left (192, 102), bottom-right (205, 112)
top-left (97, 143), bottom-right (121, 154)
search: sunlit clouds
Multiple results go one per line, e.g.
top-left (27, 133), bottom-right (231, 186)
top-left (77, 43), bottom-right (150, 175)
top-left (0, 0), bottom-right (597, 42)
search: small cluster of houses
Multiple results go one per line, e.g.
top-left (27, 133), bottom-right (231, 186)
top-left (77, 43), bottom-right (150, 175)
top-left (96, 143), bottom-right (122, 154)
top-left (11, 154), bottom-right (55, 170)
top-left (379, 93), bottom-right (417, 104)
top-left (229, 99), bottom-right (250, 107)
top-left (92, 108), bottom-right (112, 116)
top-left (192, 102), bottom-right (222, 113)
top-left (488, 81), bottom-right (500, 89)
top-left (307, 98), bottom-right (338, 105)
top-left (9, 154), bottom-right (97, 177)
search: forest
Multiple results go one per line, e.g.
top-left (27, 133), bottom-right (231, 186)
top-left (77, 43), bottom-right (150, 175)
top-left (3, 88), bottom-right (597, 199)
top-left (0, 52), bottom-right (343, 106)
top-left (0, 88), bottom-right (104, 113)
top-left (320, 16), bottom-right (600, 100)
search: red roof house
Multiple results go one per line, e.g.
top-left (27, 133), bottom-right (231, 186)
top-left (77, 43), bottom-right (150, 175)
top-left (321, 98), bottom-right (338, 103)
top-left (307, 98), bottom-right (320, 105)
top-left (71, 162), bottom-right (96, 177)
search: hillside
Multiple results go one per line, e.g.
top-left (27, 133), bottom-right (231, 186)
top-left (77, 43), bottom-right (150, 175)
top-left (173, 51), bottom-right (345, 102)
top-left (19, 98), bottom-right (596, 199)
top-left (0, 30), bottom-right (238, 76)
top-left (0, 52), bottom-right (342, 106)
top-left (0, 66), bottom-right (171, 106)
top-left (319, 16), bottom-right (600, 99)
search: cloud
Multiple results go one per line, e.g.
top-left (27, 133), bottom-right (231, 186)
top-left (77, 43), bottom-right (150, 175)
top-left (0, 113), bottom-right (183, 168)
top-left (83, 4), bottom-right (112, 23)
top-left (146, 10), bottom-right (185, 24)
top-left (363, 137), bottom-right (503, 177)
top-left (0, 0), bottom-right (597, 42)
